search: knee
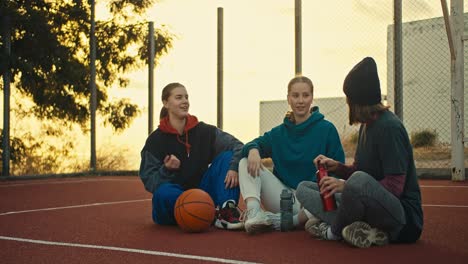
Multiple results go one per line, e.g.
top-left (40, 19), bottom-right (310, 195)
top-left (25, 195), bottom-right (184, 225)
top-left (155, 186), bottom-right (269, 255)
top-left (296, 181), bottom-right (318, 202)
top-left (343, 171), bottom-right (374, 195)
top-left (239, 157), bottom-right (248, 169)
top-left (347, 171), bottom-right (374, 185)
top-left (238, 158), bottom-right (249, 177)
top-left (216, 150), bottom-right (233, 161)
top-left (153, 183), bottom-right (182, 200)
top-left (296, 181), bottom-right (309, 194)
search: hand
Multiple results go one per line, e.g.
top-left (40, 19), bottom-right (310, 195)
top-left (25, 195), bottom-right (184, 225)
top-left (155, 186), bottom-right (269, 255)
top-left (247, 149), bottom-right (263, 177)
top-left (164, 154), bottom-right (180, 170)
top-left (314, 155), bottom-right (339, 173)
top-left (224, 170), bottom-right (239, 189)
top-left (319, 176), bottom-right (345, 198)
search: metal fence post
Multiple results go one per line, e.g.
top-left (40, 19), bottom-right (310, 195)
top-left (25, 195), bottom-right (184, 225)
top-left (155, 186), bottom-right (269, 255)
top-left (394, 0), bottom-right (403, 121)
top-left (217, 7), bottom-right (223, 129)
top-left (295, 0), bottom-right (302, 75)
top-left (148, 21), bottom-right (155, 135)
top-left (90, 0), bottom-right (97, 171)
top-left (450, 0), bottom-right (465, 181)
top-left (2, 14), bottom-right (11, 177)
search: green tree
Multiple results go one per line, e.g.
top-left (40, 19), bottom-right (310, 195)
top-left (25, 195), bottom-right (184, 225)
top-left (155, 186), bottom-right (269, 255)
top-left (0, 0), bottom-right (173, 131)
top-left (0, 129), bottom-right (27, 165)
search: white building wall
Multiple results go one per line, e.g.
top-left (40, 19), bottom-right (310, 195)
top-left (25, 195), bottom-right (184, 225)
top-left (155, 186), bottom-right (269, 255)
top-left (260, 15), bottom-right (468, 145)
top-left (259, 97), bottom-right (358, 140)
top-left (387, 15), bottom-right (468, 143)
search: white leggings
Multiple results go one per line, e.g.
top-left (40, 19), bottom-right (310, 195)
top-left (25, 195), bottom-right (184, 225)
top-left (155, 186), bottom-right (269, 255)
top-left (238, 158), bottom-right (302, 214)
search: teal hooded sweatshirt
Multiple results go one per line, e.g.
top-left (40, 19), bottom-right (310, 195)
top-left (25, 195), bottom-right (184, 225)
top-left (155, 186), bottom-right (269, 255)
top-left (242, 106), bottom-right (345, 188)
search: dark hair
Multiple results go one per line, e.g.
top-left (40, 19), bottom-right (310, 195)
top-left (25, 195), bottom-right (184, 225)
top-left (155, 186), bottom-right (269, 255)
top-left (285, 75), bottom-right (314, 123)
top-left (347, 98), bottom-right (390, 125)
top-left (160, 82), bottom-right (186, 119)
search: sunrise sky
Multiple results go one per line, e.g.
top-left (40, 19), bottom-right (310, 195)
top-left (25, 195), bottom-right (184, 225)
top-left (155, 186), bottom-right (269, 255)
top-left (89, 0), bottom-right (452, 167)
top-left (1, 0), bottom-right (458, 169)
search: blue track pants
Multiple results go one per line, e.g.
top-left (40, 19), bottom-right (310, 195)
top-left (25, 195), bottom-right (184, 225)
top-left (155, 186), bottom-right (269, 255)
top-left (151, 151), bottom-right (240, 225)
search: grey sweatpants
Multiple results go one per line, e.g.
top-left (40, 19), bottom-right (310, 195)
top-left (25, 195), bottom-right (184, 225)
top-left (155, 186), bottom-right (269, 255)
top-left (296, 171), bottom-right (406, 241)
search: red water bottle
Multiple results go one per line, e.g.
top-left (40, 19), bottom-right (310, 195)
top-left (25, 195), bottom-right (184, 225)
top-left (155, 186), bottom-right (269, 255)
top-left (316, 161), bottom-right (337, 211)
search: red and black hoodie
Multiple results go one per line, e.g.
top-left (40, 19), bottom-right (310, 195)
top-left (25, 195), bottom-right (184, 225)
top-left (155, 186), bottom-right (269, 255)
top-left (139, 114), bottom-right (243, 192)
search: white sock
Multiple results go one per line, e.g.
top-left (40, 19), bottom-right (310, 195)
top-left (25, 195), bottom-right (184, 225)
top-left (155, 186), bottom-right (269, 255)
top-left (296, 209), bottom-right (319, 227)
top-left (246, 198), bottom-right (261, 215)
top-left (293, 214), bottom-right (299, 226)
top-left (303, 209), bottom-right (318, 221)
top-left (326, 227), bottom-right (341, 240)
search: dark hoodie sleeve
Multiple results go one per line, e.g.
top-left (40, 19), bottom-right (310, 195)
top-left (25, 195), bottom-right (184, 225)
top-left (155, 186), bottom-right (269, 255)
top-left (241, 130), bottom-right (274, 158)
top-left (139, 150), bottom-right (176, 193)
top-left (213, 128), bottom-right (244, 172)
top-left (325, 123), bottom-right (346, 164)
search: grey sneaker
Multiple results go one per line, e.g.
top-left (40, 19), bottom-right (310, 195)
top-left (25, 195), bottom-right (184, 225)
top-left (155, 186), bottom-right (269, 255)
top-left (305, 220), bottom-right (329, 240)
top-left (243, 210), bottom-right (275, 234)
top-left (342, 221), bottom-right (389, 248)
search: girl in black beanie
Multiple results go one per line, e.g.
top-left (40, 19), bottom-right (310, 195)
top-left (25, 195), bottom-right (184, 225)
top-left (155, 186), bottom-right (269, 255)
top-left (295, 57), bottom-right (423, 248)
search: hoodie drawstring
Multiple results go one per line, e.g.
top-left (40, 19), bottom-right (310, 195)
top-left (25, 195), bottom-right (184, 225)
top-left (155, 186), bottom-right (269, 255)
top-left (158, 115), bottom-right (198, 158)
top-left (176, 132), bottom-right (191, 157)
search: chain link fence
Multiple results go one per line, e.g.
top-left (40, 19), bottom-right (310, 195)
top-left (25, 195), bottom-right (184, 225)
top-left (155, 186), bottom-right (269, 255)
top-left (2, 1), bottom-right (467, 177)
top-left (259, 1), bottom-right (468, 173)
top-left (389, 2), bottom-right (456, 169)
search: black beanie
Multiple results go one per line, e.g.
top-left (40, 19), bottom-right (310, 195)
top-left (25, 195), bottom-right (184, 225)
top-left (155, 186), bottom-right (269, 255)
top-left (343, 57), bottom-right (381, 105)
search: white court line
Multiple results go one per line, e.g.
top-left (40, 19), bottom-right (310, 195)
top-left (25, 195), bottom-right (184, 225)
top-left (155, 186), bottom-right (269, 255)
top-left (422, 204), bottom-right (468, 208)
top-left (420, 185), bottom-right (468, 188)
top-left (1, 198), bottom-right (467, 217)
top-left (0, 199), bottom-right (151, 216)
top-left (0, 178), bottom-right (139, 188)
top-left (0, 236), bottom-right (260, 264)
top-left (3, 182), bottom-right (467, 188)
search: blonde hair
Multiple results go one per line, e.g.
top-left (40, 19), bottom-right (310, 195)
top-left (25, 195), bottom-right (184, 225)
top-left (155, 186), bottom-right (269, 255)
top-left (287, 75), bottom-right (314, 95)
top-left (285, 76), bottom-right (314, 123)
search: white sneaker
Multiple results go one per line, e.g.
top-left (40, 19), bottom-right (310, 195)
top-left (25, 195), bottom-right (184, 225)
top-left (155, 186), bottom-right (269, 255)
top-left (243, 210), bottom-right (275, 234)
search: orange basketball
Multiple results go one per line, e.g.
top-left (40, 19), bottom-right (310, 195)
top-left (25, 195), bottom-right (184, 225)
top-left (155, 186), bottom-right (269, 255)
top-left (174, 188), bottom-right (215, 233)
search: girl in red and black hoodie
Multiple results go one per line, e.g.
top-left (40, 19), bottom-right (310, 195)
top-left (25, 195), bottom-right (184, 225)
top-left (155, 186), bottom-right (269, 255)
top-left (139, 83), bottom-right (244, 230)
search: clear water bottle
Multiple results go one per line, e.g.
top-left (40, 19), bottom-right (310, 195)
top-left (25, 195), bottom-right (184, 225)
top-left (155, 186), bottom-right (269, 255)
top-left (280, 189), bottom-right (294, 231)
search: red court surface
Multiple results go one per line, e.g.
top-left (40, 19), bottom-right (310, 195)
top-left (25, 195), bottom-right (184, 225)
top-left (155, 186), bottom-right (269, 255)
top-left (0, 176), bottom-right (467, 264)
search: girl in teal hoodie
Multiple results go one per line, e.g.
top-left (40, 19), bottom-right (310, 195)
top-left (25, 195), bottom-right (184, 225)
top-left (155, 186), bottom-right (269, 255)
top-left (239, 76), bottom-right (345, 234)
